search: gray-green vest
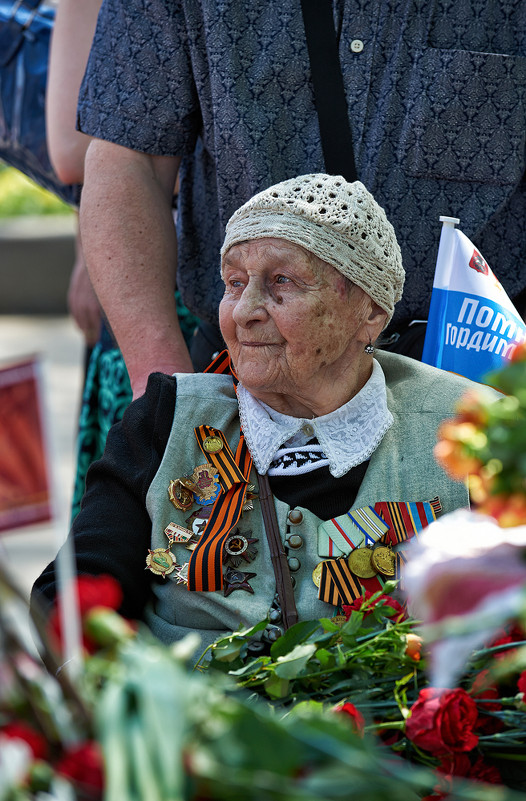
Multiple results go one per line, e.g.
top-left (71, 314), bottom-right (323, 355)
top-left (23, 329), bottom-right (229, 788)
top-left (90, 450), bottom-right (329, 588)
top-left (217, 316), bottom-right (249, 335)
top-left (144, 351), bottom-right (481, 651)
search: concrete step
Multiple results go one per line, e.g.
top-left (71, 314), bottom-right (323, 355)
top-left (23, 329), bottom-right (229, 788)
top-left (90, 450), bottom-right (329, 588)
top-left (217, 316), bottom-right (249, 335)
top-left (0, 215), bottom-right (76, 314)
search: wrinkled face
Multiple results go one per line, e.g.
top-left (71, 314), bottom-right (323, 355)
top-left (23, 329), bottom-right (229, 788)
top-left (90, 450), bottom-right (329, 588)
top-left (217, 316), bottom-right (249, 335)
top-left (219, 238), bottom-right (374, 403)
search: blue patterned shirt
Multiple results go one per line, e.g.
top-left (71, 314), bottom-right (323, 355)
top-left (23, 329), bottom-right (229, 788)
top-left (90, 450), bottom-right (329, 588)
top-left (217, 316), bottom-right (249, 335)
top-left (78, 0), bottom-right (526, 329)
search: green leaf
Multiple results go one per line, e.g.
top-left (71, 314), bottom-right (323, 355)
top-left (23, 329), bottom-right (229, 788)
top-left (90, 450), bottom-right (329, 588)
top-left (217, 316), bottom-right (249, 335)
top-left (270, 619), bottom-right (322, 659)
top-left (264, 672), bottom-right (290, 699)
top-left (284, 699), bottom-right (326, 720)
top-left (274, 643), bottom-right (317, 679)
top-left (228, 656), bottom-right (270, 677)
top-left (212, 639), bottom-right (244, 663)
top-left (315, 648), bottom-right (336, 670)
top-left (339, 611), bottom-right (364, 638)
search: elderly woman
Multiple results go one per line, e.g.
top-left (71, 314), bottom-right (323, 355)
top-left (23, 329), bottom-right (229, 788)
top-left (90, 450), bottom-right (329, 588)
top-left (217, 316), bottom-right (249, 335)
top-left (32, 174), bottom-right (490, 648)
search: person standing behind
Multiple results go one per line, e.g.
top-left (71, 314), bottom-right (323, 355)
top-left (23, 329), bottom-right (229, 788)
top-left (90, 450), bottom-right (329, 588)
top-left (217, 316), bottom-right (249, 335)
top-left (78, 1), bottom-right (526, 398)
top-left (45, 0), bottom-right (196, 518)
top-left (46, 0), bottom-right (103, 350)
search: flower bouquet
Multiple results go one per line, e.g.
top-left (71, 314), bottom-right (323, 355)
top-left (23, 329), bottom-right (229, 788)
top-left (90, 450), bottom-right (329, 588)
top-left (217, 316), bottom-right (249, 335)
top-left (3, 345), bottom-right (526, 800)
top-left (2, 562), bottom-right (525, 801)
top-left (434, 342), bottom-right (526, 527)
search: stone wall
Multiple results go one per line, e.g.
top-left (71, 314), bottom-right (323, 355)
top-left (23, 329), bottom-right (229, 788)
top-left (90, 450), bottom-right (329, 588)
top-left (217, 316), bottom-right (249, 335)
top-left (0, 215), bottom-right (76, 314)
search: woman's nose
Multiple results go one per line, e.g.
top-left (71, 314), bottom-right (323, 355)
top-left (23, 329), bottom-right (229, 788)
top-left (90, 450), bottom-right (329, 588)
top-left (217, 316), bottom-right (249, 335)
top-left (232, 281), bottom-right (269, 326)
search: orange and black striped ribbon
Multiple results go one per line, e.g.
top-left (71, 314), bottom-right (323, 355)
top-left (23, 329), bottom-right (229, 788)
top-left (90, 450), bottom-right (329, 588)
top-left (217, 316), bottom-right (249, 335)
top-left (187, 351), bottom-right (252, 591)
top-left (318, 558), bottom-right (363, 605)
top-left (187, 429), bottom-right (252, 591)
top-left (319, 497), bottom-right (443, 606)
top-left (203, 349), bottom-right (238, 382)
top-left (394, 550), bottom-right (408, 590)
top-left (194, 425), bottom-right (246, 492)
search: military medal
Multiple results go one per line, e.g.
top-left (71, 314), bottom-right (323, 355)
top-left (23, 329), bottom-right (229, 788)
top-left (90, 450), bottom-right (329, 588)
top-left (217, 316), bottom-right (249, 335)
top-left (175, 562), bottom-right (189, 585)
top-left (202, 435), bottom-right (223, 453)
top-left (223, 567), bottom-right (256, 596)
top-left (189, 463), bottom-right (221, 505)
top-left (370, 545), bottom-right (396, 577)
top-left (164, 522), bottom-right (194, 545)
top-left (168, 479), bottom-right (194, 511)
top-left (347, 547), bottom-right (377, 579)
top-left (186, 507), bottom-right (212, 536)
top-left (223, 528), bottom-right (258, 567)
top-left (146, 548), bottom-right (177, 578)
top-left (312, 561), bottom-right (325, 588)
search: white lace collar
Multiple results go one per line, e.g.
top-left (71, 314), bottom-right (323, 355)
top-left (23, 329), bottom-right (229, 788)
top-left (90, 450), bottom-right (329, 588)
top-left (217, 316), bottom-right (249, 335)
top-left (237, 359), bottom-right (393, 478)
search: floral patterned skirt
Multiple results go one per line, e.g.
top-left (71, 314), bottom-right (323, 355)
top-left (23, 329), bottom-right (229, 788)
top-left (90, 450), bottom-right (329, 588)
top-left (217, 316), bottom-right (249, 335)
top-left (70, 293), bottom-right (198, 521)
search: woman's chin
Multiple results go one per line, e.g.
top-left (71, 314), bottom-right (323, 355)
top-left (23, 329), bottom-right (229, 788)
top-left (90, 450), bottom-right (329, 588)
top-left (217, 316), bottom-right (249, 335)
top-left (236, 368), bottom-right (269, 392)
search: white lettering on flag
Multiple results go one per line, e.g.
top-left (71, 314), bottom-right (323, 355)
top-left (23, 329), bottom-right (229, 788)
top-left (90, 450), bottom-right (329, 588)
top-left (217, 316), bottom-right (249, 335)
top-left (422, 219), bottom-right (526, 385)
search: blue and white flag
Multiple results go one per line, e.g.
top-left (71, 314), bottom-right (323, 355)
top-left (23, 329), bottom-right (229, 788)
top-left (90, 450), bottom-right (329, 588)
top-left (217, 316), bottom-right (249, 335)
top-left (422, 217), bottom-right (526, 384)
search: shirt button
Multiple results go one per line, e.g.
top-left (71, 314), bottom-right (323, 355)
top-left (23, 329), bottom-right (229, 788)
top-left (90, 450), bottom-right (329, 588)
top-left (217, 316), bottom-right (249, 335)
top-left (350, 39), bottom-right (364, 53)
top-left (287, 509), bottom-right (303, 525)
top-left (287, 533), bottom-right (304, 549)
top-left (302, 423), bottom-right (314, 437)
top-left (287, 556), bottom-right (301, 572)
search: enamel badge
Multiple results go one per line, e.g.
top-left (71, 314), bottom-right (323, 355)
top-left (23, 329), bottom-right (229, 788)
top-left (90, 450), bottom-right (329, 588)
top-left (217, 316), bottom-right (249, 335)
top-left (145, 548), bottom-right (177, 578)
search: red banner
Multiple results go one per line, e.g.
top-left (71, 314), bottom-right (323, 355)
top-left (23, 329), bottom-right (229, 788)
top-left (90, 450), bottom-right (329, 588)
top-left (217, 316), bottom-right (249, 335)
top-left (0, 358), bottom-right (52, 533)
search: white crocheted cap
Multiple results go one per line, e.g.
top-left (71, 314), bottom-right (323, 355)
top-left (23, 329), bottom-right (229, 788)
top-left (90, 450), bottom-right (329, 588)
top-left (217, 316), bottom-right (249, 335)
top-left (221, 173), bottom-right (405, 325)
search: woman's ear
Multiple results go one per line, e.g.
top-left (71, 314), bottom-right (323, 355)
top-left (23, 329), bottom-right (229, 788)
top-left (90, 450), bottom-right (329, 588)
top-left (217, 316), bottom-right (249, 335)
top-left (358, 301), bottom-right (388, 345)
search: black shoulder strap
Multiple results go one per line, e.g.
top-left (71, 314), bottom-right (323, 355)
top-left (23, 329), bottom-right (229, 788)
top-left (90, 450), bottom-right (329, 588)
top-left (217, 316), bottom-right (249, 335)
top-left (300, 0), bottom-right (358, 182)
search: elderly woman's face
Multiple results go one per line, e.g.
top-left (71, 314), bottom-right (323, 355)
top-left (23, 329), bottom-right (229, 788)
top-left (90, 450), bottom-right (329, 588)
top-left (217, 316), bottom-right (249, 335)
top-left (219, 238), bottom-right (376, 405)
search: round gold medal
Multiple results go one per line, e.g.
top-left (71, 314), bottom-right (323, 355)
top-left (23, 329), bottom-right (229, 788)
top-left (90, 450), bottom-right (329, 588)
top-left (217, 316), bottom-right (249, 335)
top-left (312, 561), bottom-right (325, 588)
top-left (370, 545), bottom-right (396, 577)
top-left (203, 435), bottom-right (223, 453)
top-left (347, 547), bottom-right (377, 579)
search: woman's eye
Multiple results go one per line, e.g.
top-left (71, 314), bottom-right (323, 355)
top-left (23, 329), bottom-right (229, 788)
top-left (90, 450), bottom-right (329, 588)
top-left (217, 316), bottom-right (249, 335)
top-left (275, 275), bottom-right (291, 284)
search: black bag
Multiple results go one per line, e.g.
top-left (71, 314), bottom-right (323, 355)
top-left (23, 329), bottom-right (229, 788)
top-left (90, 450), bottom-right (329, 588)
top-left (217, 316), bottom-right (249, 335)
top-left (0, 0), bottom-right (80, 205)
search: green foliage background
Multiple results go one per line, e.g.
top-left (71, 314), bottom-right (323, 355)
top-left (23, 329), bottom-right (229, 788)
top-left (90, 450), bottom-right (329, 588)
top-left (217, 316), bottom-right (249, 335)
top-left (0, 164), bottom-right (73, 217)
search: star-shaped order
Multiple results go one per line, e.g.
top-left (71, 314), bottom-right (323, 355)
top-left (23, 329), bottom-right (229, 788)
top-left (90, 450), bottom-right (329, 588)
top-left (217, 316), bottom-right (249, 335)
top-left (223, 567), bottom-right (257, 597)
top-left (223, 528), bottom-right (259, 567)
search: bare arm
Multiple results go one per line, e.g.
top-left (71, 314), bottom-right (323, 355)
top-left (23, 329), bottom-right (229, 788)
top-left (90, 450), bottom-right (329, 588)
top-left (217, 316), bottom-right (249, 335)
top-left (46, 0), bottom-right (102, 184)
top-left (46, 0), bottom-right (103, 341)
top-left (80, 139), bottom-right (193, 397)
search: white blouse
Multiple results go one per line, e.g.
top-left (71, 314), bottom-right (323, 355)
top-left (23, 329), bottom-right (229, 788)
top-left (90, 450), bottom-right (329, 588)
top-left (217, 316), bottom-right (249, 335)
top-left (237, 359), bottom-right (393, 478)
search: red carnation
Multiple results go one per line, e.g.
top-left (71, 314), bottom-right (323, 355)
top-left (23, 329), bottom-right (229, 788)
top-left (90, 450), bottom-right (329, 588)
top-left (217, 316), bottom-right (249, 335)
top-left (439, 753), bottom-right (502, 785)
top-left (334, 702), bottom-right (365, 735)
top-left (55, 741), bottom-right (104, 795)
top-left (486, 624), bottom-right (525, 660)
top-left (470, 669), bottom-right (502, 734)
top-left (342, 591), bottom-right (406, 622)
top-left (468, 757), bottom-right (502, 785)
top-left (438, 753), bottom-right (471, 779)
top-left (49, 574), bottom-right (123, 654)
top-left (1, 722), bottom-right (48, 760)
top-left (406, 688), bottom-right (479, 756)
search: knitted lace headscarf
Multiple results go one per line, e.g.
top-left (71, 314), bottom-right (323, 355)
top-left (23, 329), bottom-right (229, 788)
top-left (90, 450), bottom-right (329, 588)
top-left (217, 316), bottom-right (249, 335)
top-left (220, 173), bottom-right (405, 326)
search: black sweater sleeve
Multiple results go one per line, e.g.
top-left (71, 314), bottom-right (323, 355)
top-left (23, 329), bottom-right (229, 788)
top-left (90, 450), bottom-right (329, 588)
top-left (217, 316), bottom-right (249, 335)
top-left (31, 372), bottom-right (177, 621)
